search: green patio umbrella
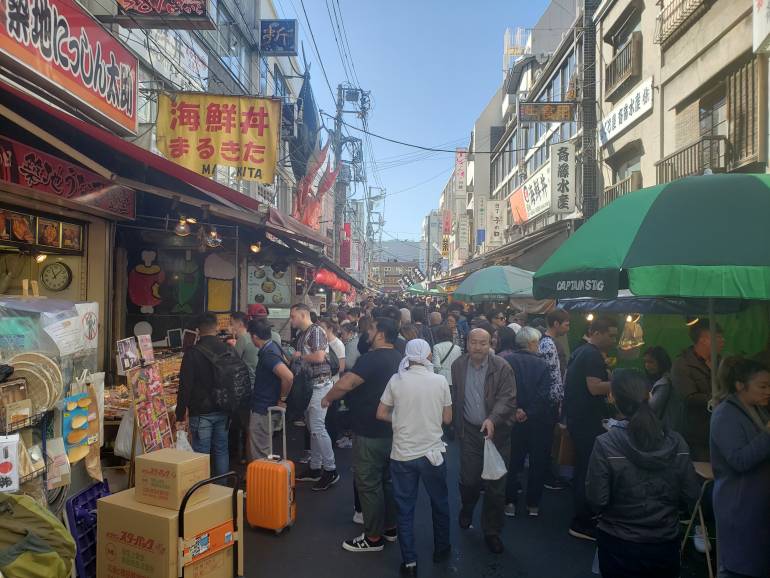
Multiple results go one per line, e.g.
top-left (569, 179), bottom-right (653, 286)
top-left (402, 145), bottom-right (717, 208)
top-left (452, 265), bottom-right (534, 303)
top-left (406, 282), bottom-right (444, 296)
top-left (533, 173), bottom-right (770, 301)
top-left (533, 173), bottom-right (770, 398)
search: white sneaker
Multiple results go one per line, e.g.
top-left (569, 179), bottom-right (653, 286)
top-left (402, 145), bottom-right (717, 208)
top-left (504, 503), bottom-right (516, 517)
top-left (353, 511), bottom-right (364, 525)
top-left (693, 525), bottom-right (711, 553)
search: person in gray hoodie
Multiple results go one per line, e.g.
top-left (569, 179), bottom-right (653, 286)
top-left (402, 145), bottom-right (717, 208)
top-left (586, 369), bottom-right (700, 578)
top-left (710, 357), bottom-right (770, 578)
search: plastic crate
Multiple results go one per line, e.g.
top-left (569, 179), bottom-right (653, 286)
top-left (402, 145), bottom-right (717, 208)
top-left (64, 480), bottom-right (110, 578)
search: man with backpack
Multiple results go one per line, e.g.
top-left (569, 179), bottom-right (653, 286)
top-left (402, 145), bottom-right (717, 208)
top-left (177, 313), bottom-right (251, 476)
top-left (290, 303), bottom-right (339, 490)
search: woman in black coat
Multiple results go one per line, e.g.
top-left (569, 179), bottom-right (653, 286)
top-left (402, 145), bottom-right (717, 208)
top-left (710, 358), bottom-right (770, 578)
top-left (586, 369), bottom-right (700, 578)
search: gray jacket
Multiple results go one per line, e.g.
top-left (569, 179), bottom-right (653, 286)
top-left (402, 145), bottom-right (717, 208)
top-left (586, 421), bottom-right (700, 543)
top-left (450, 353), bottom-right (516, 444)
top-left (710, 396), bottom-right (770, 577)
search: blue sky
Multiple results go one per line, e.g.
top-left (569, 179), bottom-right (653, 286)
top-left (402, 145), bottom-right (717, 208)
top-left (275, 0), bottom-right (550, 240)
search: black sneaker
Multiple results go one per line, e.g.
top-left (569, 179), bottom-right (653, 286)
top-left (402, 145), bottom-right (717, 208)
top-left (568, 522), bottom-right (597, 541)
top-left (484, 534), bottom-right (504, 554)
top-left (296, 467), bottom-right (322, 482)
top-left (400, 562), bottom-right (418, 576)
top-left (433, 546), bottom-right (451, 563)
top-left (342, 534), bottom-right (384, 552)
top-left (383, 527), bottom-right (398, 543)
top-left (312, 470), bottom-right (340, 491)
top-left (544, 478), bottom-right (570, 490)
top-left (458, 508), bottom-right (473, 530)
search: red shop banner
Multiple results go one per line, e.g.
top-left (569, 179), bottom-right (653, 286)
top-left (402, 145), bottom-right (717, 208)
top-left (0, 136), bottom-right (135, 219)
top-left (116, 0), bottom-right (215, 29)
top-left (0, 0), bottom-right (139, 134)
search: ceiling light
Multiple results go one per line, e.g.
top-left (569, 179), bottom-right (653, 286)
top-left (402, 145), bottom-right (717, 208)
top-left (185, 216), bottom-right (197, 224)
top-left (586, 313), bottom-right (594, 322)
top-left (250, 242), bottom-right (262, 253)
top-left (206, 227), bottom-right (222, 248)
top-left (174, 218), bottom-right (191, 237)
top-left (626, 315), bottom-right (633, 323)
top-left (686, 317), bottom-right (700, 327)
top-left (34, 254), bottom-right (47, 264)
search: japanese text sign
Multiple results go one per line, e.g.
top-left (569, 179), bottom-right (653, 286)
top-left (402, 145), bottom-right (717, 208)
top-left (485, 200), bottom-right (505, 248)
top-left (519, 102), bottom-right (575, 123)
top-left (157, 93), bottom-right (281, 183)
top-left (116, 0), bottom-right (215, 30)
top-left (0, 137), bottom-right (135, 219)
top-left (441, 234), bottom-right (449, 257)
top-left (260, 19), bottom-right (298, 56)
top-left (550, 141), bottom-right (576, 214)
top-left (599, 77), bottom-right (653, 146)
top-left (520, 158), bottom-right (551, 221)
top-left (442, 209), bottom-right (452, 234)
top-left (755, 0), bottom-right (770, 52)
top-left (0, 0), bottom-right (138, 134)
top-left (454, 148), bottom-right (467, 193)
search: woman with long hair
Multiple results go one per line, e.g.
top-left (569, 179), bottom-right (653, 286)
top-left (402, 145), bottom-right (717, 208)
top-left (710, 357), bottom-right (770, 578)
top-left (586, 369), bottom-right (699, 578)
top-left (643, 346), bottom-right (685, 434)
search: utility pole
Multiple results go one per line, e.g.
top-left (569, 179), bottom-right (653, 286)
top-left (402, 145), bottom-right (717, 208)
top-left (581, 0), bottom-right (600, 219)
top-left (332, 85), bottom-right (345, 262)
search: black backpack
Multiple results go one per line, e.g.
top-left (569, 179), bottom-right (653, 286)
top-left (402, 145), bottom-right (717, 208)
top-left (195, 343), bottom-right (252, 414)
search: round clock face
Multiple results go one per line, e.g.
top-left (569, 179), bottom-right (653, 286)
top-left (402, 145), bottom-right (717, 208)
top-left (40, 261), bottom-right (73, 292)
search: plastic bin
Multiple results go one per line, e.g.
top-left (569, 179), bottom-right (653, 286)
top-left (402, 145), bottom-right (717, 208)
top-left (64, 480), bottom-right (110, 578)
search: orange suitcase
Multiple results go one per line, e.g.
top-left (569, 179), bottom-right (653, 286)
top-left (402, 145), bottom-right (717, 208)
top-left (246, 406), bottom-right (296, 533)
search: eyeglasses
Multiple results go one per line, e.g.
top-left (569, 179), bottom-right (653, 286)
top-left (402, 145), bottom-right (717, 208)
top-left (495, 316), bottom-right (505, 321)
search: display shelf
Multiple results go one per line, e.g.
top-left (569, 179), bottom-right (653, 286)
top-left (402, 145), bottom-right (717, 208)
top-left (0, 411), bottom-right (45, 436)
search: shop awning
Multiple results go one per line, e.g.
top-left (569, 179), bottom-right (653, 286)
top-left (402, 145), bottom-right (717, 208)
top-left (266, 208), bottom-right (332, 247)
top-left (0, 80), bottom-right (264, 224)
top-left (274, 233), bottom-right (363, 290)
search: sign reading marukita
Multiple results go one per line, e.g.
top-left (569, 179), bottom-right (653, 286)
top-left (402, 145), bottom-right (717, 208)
top-left (157, 93), bottom-right (280, 183)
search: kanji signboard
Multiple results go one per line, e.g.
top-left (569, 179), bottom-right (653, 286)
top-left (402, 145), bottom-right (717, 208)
top-left (454, 148), bottom-right (467, 193)
top-left (485, 199), bottom-right (506, 248)
top-left (157, 93), bottom-right (281, 183)
top-left (0, 137), bottom-right (135, 219)
top-left (0, 0), bottom-right (138, 134)
top-left (550, 141), bottom-right (576, 214)
top-left (519, 102), bottom-right (575, 123)
top-left (260, 19), bottom-right (298, 56)
top-left (599, 77), bottom-right (653, 146)
top-left (521, 158), bottom-right (551, 220)
top-left (116, 0), bottom-right (215, 29)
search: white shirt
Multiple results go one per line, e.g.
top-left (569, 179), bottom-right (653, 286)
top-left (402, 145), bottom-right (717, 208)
top-left (328, 337), bottom-right (346, 383)
top-left (380, 365), bottom-right (452, 462)
top-left (432, 341), bottom-right (462, 386)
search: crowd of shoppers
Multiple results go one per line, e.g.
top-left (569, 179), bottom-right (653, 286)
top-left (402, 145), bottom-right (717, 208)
top-left (175, 295), bottom-right (770, 577)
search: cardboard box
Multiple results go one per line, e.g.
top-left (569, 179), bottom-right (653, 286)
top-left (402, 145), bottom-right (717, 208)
top-left (135, 448), bottom-right (210, 510)
top-left (97, 485), bottom-right (244, 578)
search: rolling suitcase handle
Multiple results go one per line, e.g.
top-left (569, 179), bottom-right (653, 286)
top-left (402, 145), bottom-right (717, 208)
top-left (177, 471), bottom-right (241, 577)
top-left (267, 405), bottom-right (287, 461)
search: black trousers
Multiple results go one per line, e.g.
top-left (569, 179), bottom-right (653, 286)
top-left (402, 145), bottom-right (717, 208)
top-left (459, 421), bottom-right (510, 536)
top-left (597, 529), bottom-right (680, 578)
top-left (567, 421), bottom-right (603, 527)
top-left (508, 415), bottom-right (556, 508)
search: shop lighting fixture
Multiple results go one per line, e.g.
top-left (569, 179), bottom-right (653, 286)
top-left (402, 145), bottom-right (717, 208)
top-left (317, 288), bottom-right (325, 293)
top-left (206, 228), bottom-right (223, 248)
top-left (174, 218), bottom-right (191, 237)
top-left (249, 242), bottom-right (262, 253)
top-left (586, 313), bottom-right (595, 322)
top-left (686, 317), bottom-right (700, 327)
top-left (34, 254), bottom-right (47, 264)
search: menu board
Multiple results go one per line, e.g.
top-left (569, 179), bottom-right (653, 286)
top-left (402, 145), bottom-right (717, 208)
top-left (248, 264), bottom-right (290, 306)
top-left (0, 208), bottom-right (83, 253)
top-left (127, 363), bottom-right (174, 452)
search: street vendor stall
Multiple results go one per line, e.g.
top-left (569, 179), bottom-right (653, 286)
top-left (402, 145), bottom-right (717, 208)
top-left (452, 265), bottom-right (554, 313)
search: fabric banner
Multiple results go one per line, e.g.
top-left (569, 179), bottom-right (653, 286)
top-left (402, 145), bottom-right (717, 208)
top-left (157, 93), bottom-right (281, 183)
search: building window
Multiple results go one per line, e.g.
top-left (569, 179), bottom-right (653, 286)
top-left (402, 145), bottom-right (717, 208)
top-left (259, 57), bottom-right (269, 95)
top-left (699, 89), bottom-right (727, 139)
top-left (274, 65), bottom-right (287, 98)
top-left (215, 5), bottom-right (249, 86)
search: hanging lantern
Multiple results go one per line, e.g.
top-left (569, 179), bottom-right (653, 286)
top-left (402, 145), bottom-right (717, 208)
top-left (314, 270), bottom-right (326, 284)
top-left (324, 271), bottom-right (338, 287)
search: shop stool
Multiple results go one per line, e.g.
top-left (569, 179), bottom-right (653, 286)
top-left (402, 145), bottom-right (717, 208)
top-left (681, 461), bottom-right (715, 578)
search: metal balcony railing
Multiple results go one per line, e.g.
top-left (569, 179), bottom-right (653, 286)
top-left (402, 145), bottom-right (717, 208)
top-left (654, 0), bottom-right (713, 46)
top-left (601, 171), bottom-right (642, 207)
top-left (656, 135), bottom-right (730, 184)
top-left (605, 32), bottom-right (642, 101)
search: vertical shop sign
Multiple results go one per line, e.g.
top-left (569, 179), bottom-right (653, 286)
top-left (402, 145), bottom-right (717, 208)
top-left (550, 141), bottom-right (576, 214)
top-left (260, 19), bottom-right (298, 56)
top-left (454, 148), bottom-right (467, 193)
top-left (520, 159), bottom-right (551, 221)
top-left (485, 200), bottom-right (505, 248)
top-left (157, 93), bottom-right (281, 183)
top-left (440, 234), bottom-right (449, 257)
top-left (340, 222), bottom-right (351, 268)
top-left (0, 0), bottom-right (138, 134)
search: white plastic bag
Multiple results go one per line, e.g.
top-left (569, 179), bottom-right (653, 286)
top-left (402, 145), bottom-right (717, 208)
top-left (114, 408), bottom-right (143, 460)
top-left (175, 430), bottom-right (194, 452)
top-left (481, 438), bottom-right (507, 480)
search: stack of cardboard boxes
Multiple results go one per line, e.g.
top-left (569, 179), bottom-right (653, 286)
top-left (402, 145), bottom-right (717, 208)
top-left (97, 449), bottom-right (244, 578)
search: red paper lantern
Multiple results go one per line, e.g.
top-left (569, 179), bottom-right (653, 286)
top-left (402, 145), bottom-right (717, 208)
top-left (334, 278), bottom-right (346, 291)
top-left (314, 270), bottom-right (326, 284)
top-left (341, 280), bottom-right (351, 293)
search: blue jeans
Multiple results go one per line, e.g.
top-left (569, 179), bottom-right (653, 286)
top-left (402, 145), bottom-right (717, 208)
top-left (391, 457), bottom-right (451, 565)
top-left (189, 413), bottom-right (230, 477)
